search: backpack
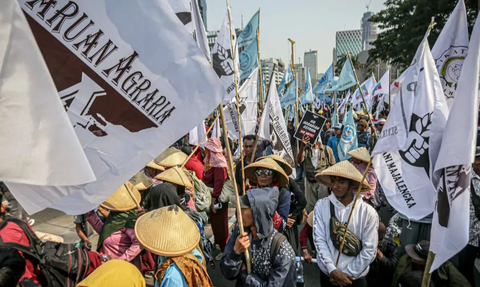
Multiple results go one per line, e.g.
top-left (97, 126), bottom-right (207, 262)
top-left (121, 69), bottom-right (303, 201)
top-left (471, 180), bottom-right (480, 220)
top-left (186, 170), bottom-right (212, 212)
top-left (270, 232), bottom-right (287, 264)
top-left (0, 218), bottom-right (91, 287)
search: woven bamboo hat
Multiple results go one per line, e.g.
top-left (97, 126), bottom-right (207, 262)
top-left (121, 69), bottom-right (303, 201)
top-left (347, 147), bottom-right (371, 163)
top-left (258, 155), bottom-right (293, 176)
top-left (135, 205), bottom-right (200, 257)
top-left (129, 172), bottom-right (153, 191)
top-left (315, 160), bottom-right (371, 191)
top-left (155, 166), bottom-right (193, 189)
top-left (146, 160), bottom-right (166, 172)
top-left (307, 211), bottom-right (314, 228)
top-left (101, 182), bottom-right (141, 212)
top-left (154, 147), bottom-right (187, 168)
top-left (244, 158), bottom-right (289, 187)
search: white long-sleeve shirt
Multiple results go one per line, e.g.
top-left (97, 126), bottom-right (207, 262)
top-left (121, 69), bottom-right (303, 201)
top-left (313, 193), bottom-right (379, 279)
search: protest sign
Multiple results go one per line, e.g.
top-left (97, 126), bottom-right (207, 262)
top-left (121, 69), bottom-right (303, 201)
top-left (293, 111), bottom-right (326, 145)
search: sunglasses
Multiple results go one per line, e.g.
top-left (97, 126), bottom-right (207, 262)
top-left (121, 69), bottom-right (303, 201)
top-left (378, 124), bottom-right (385, 127)
top-left (255, 169), bottom-right (273, 177)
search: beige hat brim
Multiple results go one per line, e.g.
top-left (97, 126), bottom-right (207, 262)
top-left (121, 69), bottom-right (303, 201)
top-left (347, 147), bottom-right (371, 163)
top-left (307, 211), bottom-right (314, 227)
top-left (154, 148), bottom-right (188, 168)
top-left (155, 167), bottom-right (193, 189)
top-left (135, 206), bottom-right (200, 257)
top-left (244, 158), bottom-right (289, 187)
top-left (101, 182), bottom-right (141, 212)
top-left (129, 172), bottom-right (153, 191)
top-left (316, 161), bottom-right (371, 192)
top-left (146, 161), bottom-right (166, 172)
top-left (257, 155), bottom-right (293, 176)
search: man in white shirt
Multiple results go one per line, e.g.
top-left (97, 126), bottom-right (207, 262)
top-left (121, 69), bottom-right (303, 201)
top-left (313, 161), bottom-right (379, 287)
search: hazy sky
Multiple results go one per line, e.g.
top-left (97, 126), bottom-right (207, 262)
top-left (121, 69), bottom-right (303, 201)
top-left (207, 0), bottom-right (386, 73)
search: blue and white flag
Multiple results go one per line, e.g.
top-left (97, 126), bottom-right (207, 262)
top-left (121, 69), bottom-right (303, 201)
top-left (338, 108), bottom-right (358, 161)
top-left (324, 76), bottom-right (340, 93)
top-left (335, 58), bottom-right (357, 91)
top-left (239, 40), bottom-right (258, 80)
top-left (280, 80), bottom-right (297, 109)
top-left (237, 11), bottom-right (259, 48)
top-left (332, 105), bottom-right (338, 127)
top-left (301, 69), bottom-right (314, 105)
top-left (278, 65), bottom-right (293, 97)
top-left (313, 64), bottom-right (333, 93)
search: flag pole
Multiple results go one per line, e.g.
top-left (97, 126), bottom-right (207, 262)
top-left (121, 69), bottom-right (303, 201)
top-left (256, 8), bottom-right (264, 111)
top-left (219, 103), bottom-right (252, 274)
top-left (388, 71), bottom-right (391, 111)
top-left (347, 52), bottom-right (378, 140)
top-left (288, 38), bottom-right (299, 156)
top-left (335, 159), bottom-right (372, 266)
top-left (181, 114), bottom-right (221, 168)
top-left (227, 1), bottom-right (247, 196)
top-left (421, 252), bottom-right (435, 287)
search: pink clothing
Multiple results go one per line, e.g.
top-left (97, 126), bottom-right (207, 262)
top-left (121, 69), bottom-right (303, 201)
top-left (204, 138), bottom-right (228, 168)
top-left (87, 213), bottom-right (142, 271)
top-left (187, 198), bottom-right (196, 210)
top-left (352, 161), bottom-right (377, 199)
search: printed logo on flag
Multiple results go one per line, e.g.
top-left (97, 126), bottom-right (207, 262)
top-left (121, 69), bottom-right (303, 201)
top-left (239, 52), bottom-right (251, 70)
top-left (437, 165), bottom-right (471, 227)
top-left (240, 22), bottom-right (253, 38)
top-left (318, 73), bottom-right (328, 85)
top-left (435, 46), bottom-right (468, 100)
top-left (212, 44), bottom-right (235, 77)
top-left (341, 125), bottom-right (356, 144)
top-left (399, 113), bottom-right (432, 175)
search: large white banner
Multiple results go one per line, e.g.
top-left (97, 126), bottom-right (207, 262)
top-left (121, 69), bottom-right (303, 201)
top-left (7, 0), bottom-right (224, 215)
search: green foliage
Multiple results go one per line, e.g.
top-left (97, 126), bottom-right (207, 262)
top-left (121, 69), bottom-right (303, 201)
top-left (369, 0), bottom-right (478, 69)
top-left (335, 54), bottom-right (363, 76)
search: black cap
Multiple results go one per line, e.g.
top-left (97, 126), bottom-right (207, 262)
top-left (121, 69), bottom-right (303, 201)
top-left (405, 240), bottom-right (430, 261)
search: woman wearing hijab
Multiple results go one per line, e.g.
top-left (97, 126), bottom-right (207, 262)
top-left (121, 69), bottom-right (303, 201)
top-left (87, 182), bottom-right (143, 271)
top-left (244, 158), bottom-right (291, 232)
top-left (202, 138), bottom-right (229, 260)
top-left (77, 259), bottom-right (146, 287)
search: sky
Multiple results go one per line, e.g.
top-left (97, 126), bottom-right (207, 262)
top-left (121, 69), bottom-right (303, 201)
top-left (206, 0), bottom-right (386, 74)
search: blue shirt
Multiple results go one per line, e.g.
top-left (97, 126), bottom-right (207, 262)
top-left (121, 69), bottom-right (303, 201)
top-left (327, 136), bottom-right (340, 162)
top-left (357, 131), bottom-right (370, 149)
top-left (155, 248), bottom-right (204, 287)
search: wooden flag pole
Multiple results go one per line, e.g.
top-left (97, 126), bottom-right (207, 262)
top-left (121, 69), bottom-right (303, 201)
top-left (288, 38), bottom-right (299, 156)
top-left (219, 103), bottom-right (252, 274)
top-left (388, 71), bottom-right (391, 111)
top-left (227, 1), bottom-right (247, 196)
top-left (256, 8), bottom-right (264, 110)
top-left (421, 252), bottom-right (435, 287)
top-left (335, 159), bottom-right (372, 266)
top-left (181, 113), bottom-right (221, 168)
top-left (347, 52), bottom-right (378, 140)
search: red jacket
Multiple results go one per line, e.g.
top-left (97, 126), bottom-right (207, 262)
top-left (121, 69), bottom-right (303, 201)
top-left (184, 155), bottom-right (205, 180)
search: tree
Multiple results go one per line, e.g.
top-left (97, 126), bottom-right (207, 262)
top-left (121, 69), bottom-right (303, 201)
top-left (335, 54), bottom-right (363, 76)
top-left (369, 0), bottom-right (478, 69)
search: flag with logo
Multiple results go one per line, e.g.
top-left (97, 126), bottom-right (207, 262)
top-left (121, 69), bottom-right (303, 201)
top-left (258, 72), bottom-right (295, 170)
top-left (211, 10), bottom-right (240, 104)
top-left (373, 70), bottom-right (390, 97)
top-left (5, 0), bottom-right (224, 215)
top-left (372, 34), bottom-right (449, 220)
top-left (338, 91), bottom-right (351, 115)
top-left (278, 65), bottom-right (293, 97)
top-left (352, 76), bottom-right (376, 107)
top-left (338, 108), bottom-right (358, 161)
top-left (224, 68), bottom-right (258, 139)
top-left (430, 11), bottom-right (480, 272)
top-left (239, 40), bottom-right (258, 80)
top-left (301, 69), bottom-right (314, 105)
top-left (237, 11), bottom-right (259, 48)
top-left (189, 121), bottom-right (207, 146)
top-left (431, 0), bottom-right (469, 110)
top-left (280, 80), bottom-right (297, 109)
top-left (335, 58), bottom-right (357, 91)
top-left (313, 64), bottom-right (333, 94)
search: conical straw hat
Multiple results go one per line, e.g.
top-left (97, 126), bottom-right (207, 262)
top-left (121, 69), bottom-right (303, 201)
top-left (307, 211), bottom-right (314, 228)
top-left (129, 172), bottom-right (153, 191)
top-left (258, 154), bottom-right (293, 176)
top-left (154, 147), bottom-right (187, 168)
top-left (155, 166), bottom-right (193, 189)
top-left (315, 161), bottom-right (371, 191)
top-left (244, 158), bottom-right (289, 187)
top-left (101, 182), bottom-right (141, 212)
top-left (146, 160), bottom-right (165, 172)
top-left (347, 147), bottom-right (371, 163)
top-left (135, 205), bottom-right (200, 257)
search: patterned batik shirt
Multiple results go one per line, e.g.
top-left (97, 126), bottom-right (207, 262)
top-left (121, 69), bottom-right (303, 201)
top-left (469, 169), bottom-right (480, 247)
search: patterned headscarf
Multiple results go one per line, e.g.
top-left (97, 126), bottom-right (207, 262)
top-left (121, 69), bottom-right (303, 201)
top-left (203, 138), bottom-right (227, 169)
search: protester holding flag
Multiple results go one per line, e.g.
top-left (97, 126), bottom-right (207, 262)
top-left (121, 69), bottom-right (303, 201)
top-left (328, 124), bottom-right (343, 163)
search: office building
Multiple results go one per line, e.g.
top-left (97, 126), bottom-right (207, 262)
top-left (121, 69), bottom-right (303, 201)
top-left (361, 11), bottom-right (378, 50)
top-left (304, 50), bottom-right (318, 85)
top-left (294, 63), bottom-right (305, 88)
top-left (261, 58), bottom-right (285, 87)
top-left (197, 0), bottom-right (207, 31)
top-left (335, 29), bottom-right (363, 59)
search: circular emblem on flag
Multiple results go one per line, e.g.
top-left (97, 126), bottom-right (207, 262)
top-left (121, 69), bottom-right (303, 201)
top-left (318, 74), bottom-right (328, 86)
top-left (341, 124), bottom-right (356, 144)
top-left (239, 52), bottom-right (251, 70)
top-left (435, 46), bottom-right (468, 99)
top-left (240, 23), bottom-right (253, 38)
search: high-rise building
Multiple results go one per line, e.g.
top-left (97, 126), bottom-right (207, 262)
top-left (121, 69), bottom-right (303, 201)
top-left (294, 63), bottom-right (305, 89)
top-left (304, 50), bottom-right (318, 85)
top-left (335, 29), bottom-right (362, 59)
top-left (261, 58), bottom-right (285, 87)
top-left (361, 11), bottom-right (378, 50)
top-left (197, 0), bottom-right (207, 31)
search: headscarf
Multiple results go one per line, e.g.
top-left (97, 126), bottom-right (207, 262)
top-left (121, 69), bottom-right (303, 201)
top-left (77, 259), bottom-right (145, 287)
top-left (97, 210), bottom-right (137, 252)
top-left (203, 138), bottom-right (227, 169)
top-left (246, 187), bottom-right (279, 239)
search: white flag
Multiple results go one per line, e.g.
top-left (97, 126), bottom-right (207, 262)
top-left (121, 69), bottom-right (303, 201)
top-left (431, 0), bottom-right (469, 110)
top-left (351, 76), bottom-right (376, 106)
top-left (189, 121), bottom-right (207, 146)
top-left (338, 91), bottom-right (351, 115)
top-left (0, 0), bottom-right (95, 186)
top-left (7, 0), bottom-right (224, 215)
top-left (430, 12), bottom-right (480, 272)
top-left (373, 70), bottom-right (390, 97)
top-left (191, 0), bottom-right (210, 62)
top-left (167, 0), bottom-right (194, 35)
top-left (258, 78), bottom-right (274, 141)
top-left (372, 36), bottom-right (449, 220)
top-left (211, 10), bottom-right (240, 104)
top-left (211, 117), bottom-right (221, 139)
